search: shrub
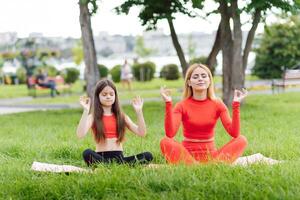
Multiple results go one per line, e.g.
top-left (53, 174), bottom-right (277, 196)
top-left (160, 64), bottom-right (180, 80)
top-left (252, 17), bottom-right (300, 78)
top-left (132, 61), bottom-right (156, 81)
top-left (34, 66), bottom-right (58, 77)
top-left (110, 65), bottom-right (121, 83)
top-left (62, 68), bottom-right (80, 84)
top-left (16, 67), bottom-right (27, 84)
top-left (98, 64), bottom-right (109, 78)
top-left (45, 66), bottom-right (58, 77)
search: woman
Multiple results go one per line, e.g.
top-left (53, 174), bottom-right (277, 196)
top-left (160, 63), bottom-right (248, 164)
top-left (120, 59), bottom-right (133, 90)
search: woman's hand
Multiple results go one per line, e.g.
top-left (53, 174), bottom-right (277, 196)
top-left (233, 88), bottom-right (248, 103)
top-left (132, 96), bottom-right (143, 112)
top-left (160, 86), bottom-right (172, 102)
top-left (79, 96), bottom-right (91, 112)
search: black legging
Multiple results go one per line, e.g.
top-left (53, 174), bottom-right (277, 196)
top-left (82, 149), bottom-right (153, 166)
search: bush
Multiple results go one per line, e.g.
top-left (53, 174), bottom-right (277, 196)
top-left (110, 65), bottom-right (121, 83)
top-left (252, 17), bottom-right (300, 79)
top-left (62, 68), bottom-right (80, 84)
top-left (45, 66), bottom-right (58, 77)
top-left (160, 64), bottom-right (180, 80)
top-left (189, 56), bottom-right (217, 75)
top-left (98, 64), bottom-right (109, 78)
top-left (132, 61), bottom-right (156, 81)
top-left (34, 66), bottom-right (58, 77)
top-left (16, 67), bottom-right (27, 84)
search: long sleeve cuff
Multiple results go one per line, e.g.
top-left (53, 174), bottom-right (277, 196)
top-left (232, 101), bottom-right (240, 108)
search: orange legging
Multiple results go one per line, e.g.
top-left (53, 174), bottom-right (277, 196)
top-left (160, 135), bottom-right (248, 164)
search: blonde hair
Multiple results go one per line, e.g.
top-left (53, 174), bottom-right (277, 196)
top-left (183, 63), bottom-right (216, 100)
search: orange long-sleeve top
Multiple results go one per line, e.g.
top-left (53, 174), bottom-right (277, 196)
top-left (165, 97), bottom-right (240, 140)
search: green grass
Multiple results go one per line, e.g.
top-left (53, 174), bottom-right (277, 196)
top-left (0, 84), bottom-right (29, 98)
top-left (1, 92), bottom-right (300, 199)
top-left (0, 80), bottom-right (85, 99)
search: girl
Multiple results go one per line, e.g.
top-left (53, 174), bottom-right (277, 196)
top-left (77, 79), bottom-right (153, 166)
top-left (160, 63), bottom-right (248, 164)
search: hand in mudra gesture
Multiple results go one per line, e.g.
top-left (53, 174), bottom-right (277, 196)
top-left (233, 88), bottom-right (248, 103)
top-left (160, 86), bottom-right (172, 102)
top-left (79, 96), bottom-right (91, 111)
top-left (132, 96), bottom-right (143, 112)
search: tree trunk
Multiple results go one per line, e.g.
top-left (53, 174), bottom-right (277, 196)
top-left (231, 0), bottom-right (243, 91)
top-left (206, 22), bottom-right (222, 74)
top-left (79, 1), bottom-right (99, 98)
top-left (242, 9), bottom-right (261, 84)
top-left (219, 1), bottom-right (234, 106)
top-left (167, 17), bottom-right (188, 77)
top-left (219, 0), bottom-right (244, 106)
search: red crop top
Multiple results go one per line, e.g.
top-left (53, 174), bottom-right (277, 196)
top-left (92, 115), bottom-right (118, 138)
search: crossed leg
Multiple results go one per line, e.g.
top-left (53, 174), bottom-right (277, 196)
top-left (160, 135), bottom-right (247, 164)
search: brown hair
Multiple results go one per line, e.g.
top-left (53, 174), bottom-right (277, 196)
top-left (183, 63), bottom-right (216, 100)
top-left (91, 79), bottom-right (126, 143)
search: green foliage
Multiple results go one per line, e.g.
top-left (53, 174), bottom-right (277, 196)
top-left (37, 50), bottom-right (60, 66)
top-left (160, 64), bottom-right (180, 80)
top-left (132, 61), bottom-right (156, 81)
top-left (116, 0), bottom-right (200, 30)
top-left (34, 66), bottom-right (58, 77)
top-left (253, 16), bottom-right (300, 79)
top-left (0, 52), bottom-right (18, 60)
top-left (16, 67), bottom-right (27, 84)
top-left (97, 64), bottom-right (109, 78)
top-left (0, 56), bottom-right (3, 68)
top-left (188, 34), bottom-right (196, 59)
top-left (62, 68), bottom-right (80, 84)
top-left (189, 56), bottom-right (217, 75)
top-left (245, 0), bottom-right (296, 14)
top-left (72, 40), bottom-right (84, 65)
top-left (45, 66), bottom-right (58, 77)
top-left (110, 64), bottom-right (121, 83)
top-left (134, 36), bottom-right (154, 58)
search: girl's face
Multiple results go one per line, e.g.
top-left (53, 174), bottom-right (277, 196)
top-left (99, 86), bottom-right (116, 107)
top-left (188, 67), bottom-right (210, 91)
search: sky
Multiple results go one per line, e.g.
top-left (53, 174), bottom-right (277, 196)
top-left (0, 0), bottom-right (274, 38)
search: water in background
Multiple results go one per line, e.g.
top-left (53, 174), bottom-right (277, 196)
top-left (2, 53), bottom-right (255, 79)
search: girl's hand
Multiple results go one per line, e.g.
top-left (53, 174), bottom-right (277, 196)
top-left (79, 96), bottom-right (91, 111)
top-left (160, 86), bottom-right (172, 102)
top-left (233, 88), bottom-right (248, 103)
top-left (132, 96), bottom-right (143, 112)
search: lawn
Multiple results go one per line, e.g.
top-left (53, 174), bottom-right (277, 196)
top-left (1, 92), bottom-right (300, 199)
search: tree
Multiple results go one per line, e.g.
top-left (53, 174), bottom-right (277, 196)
top-left (116, 0), bottom-right (202, 76)
top-left (194, 0), bottom-right (298, 105)
top-left (78, 0), bottom-right (100, 97)
top-left (253, 15), bottom-right (300, 79)
top-left (187, 34), bottom-right (196, 60)
top-left (134, 36), bottom-right (154, 59)
top-left (72, 40), bottom-right (84, 65)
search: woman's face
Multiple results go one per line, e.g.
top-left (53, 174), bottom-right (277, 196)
top-left (188, 67), bottom-right (210, 91)
top-left (99, 86), bottom-right (116, 107)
